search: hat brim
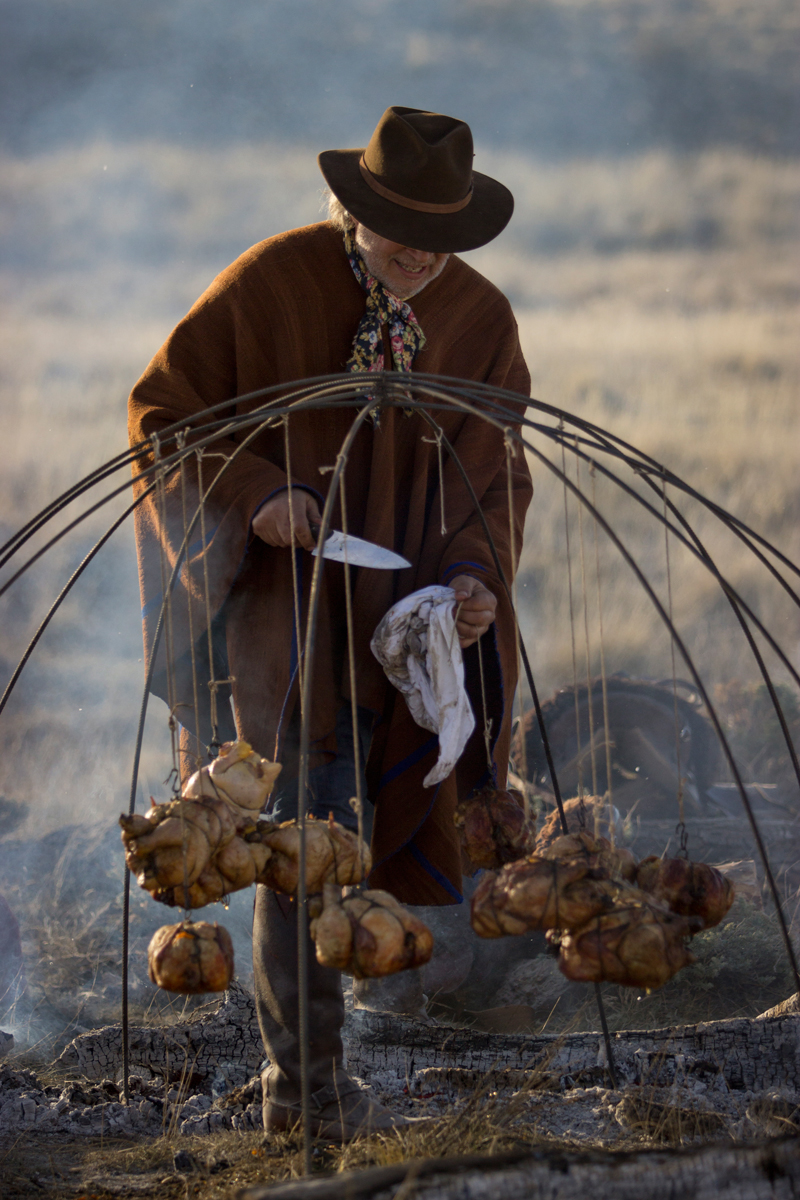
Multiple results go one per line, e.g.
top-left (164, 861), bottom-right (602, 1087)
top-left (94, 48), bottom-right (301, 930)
top-left (318, 148), bottom-right (514, 254)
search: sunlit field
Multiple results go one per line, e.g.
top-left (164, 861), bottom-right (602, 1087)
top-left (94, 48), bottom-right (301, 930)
top-left (0, 143), bottom-right (798, 835)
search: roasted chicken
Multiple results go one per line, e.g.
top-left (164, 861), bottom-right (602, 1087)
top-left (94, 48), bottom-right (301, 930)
top-left (147, 920), bottom-right (234, 994)
top-left (468, 792), bottom-right (732, 992)
top-left (257, 815), bottom-right (369, 896)
top-left (557, 896), bottom-right (700, 989)
top-left (120, 740), bottom-right (280, 905)
top-left (120, 740), bottom-right (369, 907)
top-left (636, 856), bottom-right (735, 929)
top-left (535, 795), bottom-right (617, 850)
top-left (454, 784), bottom-right (535, 873)
top-left (541, 830), bottom-right (637, 883)
top-left (310, 883), bottom-right (433, 978)
top-left (470, 856), bottom-right (618, 938)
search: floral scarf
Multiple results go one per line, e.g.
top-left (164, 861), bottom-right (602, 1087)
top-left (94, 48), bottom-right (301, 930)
top-left (344, 228), bottom-right (426, 377)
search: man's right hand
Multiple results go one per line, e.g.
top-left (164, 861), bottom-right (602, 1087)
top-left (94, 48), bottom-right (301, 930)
top-left (251, 489), bottom-right (322, 551)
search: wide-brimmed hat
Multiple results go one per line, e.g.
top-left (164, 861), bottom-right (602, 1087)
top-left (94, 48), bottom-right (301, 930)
top-left (318, 106), bottom-right (514, 254)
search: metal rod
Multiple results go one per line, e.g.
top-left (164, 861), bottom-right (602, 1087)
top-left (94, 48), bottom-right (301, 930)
top-left (415, 406), bottom-right (614, 1080)
top-left (2, 372), bottom-right (798, 1103)
top-left (293, 401), bottom-right (376, 1175)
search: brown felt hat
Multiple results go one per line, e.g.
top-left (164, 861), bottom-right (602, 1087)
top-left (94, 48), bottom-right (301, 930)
top-left (318, 106), bottom-right (514, 254)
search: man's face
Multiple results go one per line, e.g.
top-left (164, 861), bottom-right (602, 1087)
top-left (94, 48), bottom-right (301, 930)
top-left (354, 223), bottom-right (450, 300)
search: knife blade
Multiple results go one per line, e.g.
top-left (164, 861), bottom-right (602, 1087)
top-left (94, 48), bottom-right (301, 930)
top-left (310, 523), bottom-right (410, 570)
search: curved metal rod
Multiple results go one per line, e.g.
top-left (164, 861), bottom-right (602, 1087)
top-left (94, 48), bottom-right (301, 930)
top-left (413, 388), bottom-right (800, 810)
top-left (0, 379), bottom-right (385, 596)
top-left (418, 381), bottom-right (798, 988)
top-left (507, 420), bottom-right (800, 996)
top-left (0, 374), bottom-right (796, 1087)
top-left (543, 426), bottom-right (800, 689)
top-left (293, 400), bottom-right (377, 1172)
top-left (462, 388), bottom-right (800, 609)
top-left (4, 372), bottom-right (798, 609)
top-left (542, 422), bottom-right (800, 798)
top-left (0, 485), bottom-right (156, 720)
top-left (431, 374), bottom-right (800, 588)
top-left (119, 402), bottom-right (323, 1102)
top-left (561, 427), bottom-right (800, 612)
top-left (0, 373), bottom-right (382, 570)
top-left (412, 404), bottom-right (618, 1087)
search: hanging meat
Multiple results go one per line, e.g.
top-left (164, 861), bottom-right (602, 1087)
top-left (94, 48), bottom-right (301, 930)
top-left (147, 921), bottom-right (234, 994)
top-left (535, 795), bottom-right (617, 850)
top-left (183, 738), bottom-right (284, 816)
top-left (310, 884), bottom-right (433, 978)
top-left (454, 784), bottom-right (536, 873)
top-left (557, 896), bottom-right (701, 989)
top-left (120, 740), bottom-right (369, 907)
top-left (470, 857), bottom-right (619, 938)
top-left (541, 829), bottom-right (637, 883)
top-left (636, 856), bottom-right (735, 929)
top-left (256, 815), bottom-right (370, 895)
top-left (120, 740), bottom-right (280, 904)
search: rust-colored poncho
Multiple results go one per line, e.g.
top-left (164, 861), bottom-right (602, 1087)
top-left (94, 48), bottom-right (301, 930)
top-left (128, 222), bottom-right (532, 905)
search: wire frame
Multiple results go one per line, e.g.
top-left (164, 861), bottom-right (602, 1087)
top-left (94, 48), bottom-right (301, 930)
top-left (1, 372), bottom-right (799, 1173)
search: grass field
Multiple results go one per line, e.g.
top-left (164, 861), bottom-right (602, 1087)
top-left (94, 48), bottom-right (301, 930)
top-left (0, 141), bottom-right (798, 833)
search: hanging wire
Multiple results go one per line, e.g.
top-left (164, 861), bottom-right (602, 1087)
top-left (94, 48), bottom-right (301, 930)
top-left (662, 477), bottom-right (688, 858)
top-left (283, 416), bottom-right (307, 714)
top-left (292, 400), bottom-right (375, 1173)
top-left (422, 428), bottom-right (448, 536)
top-left (176, 432), bottom-right (203, 771)
top-left (505, 429), bottom-right (529, 815)
top-left (476, 634), bottom-right (495, 777)
top-left (575, 444), bottom-right (599, 810)
top-left (8, 373), bottom-right (800, 1112)
top-left (590, 465), bottom-right (615, 848)
top-left (338, 461), bottom-right (369, 877)
top-left (119, 404), bottom-right (308, 1104)
top-left (197, 448), bottom-right (234, 757)
top-left (152, 434), bottom-right (181, 787)
top-left (418, 400), bottom-right (614, 1084)
top-left (517, 419), bottom-right (800, 997)
top-left (551, 418), bottom-right (800, 810)
top-left (560, 426), bottom-right (585, 817)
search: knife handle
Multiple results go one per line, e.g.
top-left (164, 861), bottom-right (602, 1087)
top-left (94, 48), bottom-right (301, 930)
top-left (308, 521), bottom-right (321, 544)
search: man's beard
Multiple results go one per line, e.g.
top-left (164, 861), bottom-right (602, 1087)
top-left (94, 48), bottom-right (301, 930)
top-left (355, 226), bottom-right (450, 300)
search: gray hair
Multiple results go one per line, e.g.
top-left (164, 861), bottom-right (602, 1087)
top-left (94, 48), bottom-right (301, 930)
top-left (323, 188), bottom-right (356, 232)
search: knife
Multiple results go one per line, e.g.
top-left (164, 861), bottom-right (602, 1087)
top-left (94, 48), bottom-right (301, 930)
top-left (310, 523), bottom-right (410, 570)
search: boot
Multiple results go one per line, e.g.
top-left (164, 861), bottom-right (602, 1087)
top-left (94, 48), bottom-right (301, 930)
top-left (253, 885), bottom-right (411, 1140)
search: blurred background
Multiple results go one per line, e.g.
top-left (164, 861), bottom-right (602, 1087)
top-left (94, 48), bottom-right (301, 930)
top-left (0, 0), bottom-right (798, 1047)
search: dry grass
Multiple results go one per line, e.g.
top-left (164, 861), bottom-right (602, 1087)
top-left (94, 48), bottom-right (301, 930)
top-left (0, 1063), bottom-right (568, 1200)
top-left (0, 143), bottom-right (798, 839)
top-left (0, 1055), bottom-right (605, 1200)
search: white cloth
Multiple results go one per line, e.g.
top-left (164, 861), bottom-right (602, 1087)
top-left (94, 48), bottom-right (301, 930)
top-left (370, 585), bottom-right (475, 788)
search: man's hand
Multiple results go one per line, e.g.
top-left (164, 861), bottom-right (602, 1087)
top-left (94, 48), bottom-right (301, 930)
top-left (252, 489), bottom-right (321, 551)
top-left (449, 574), bottom-right (497, 649)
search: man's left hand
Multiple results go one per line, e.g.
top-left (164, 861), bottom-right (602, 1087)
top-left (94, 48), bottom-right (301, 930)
top-left (449, 575), bottom-right (497, 649)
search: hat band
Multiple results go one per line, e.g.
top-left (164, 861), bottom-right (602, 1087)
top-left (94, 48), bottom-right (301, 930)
top-left (359, 157), bottom-right (473, 214)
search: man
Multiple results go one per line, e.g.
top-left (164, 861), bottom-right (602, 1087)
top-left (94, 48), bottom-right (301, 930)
top-left (129, 106), bottom-right (532, 1138)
